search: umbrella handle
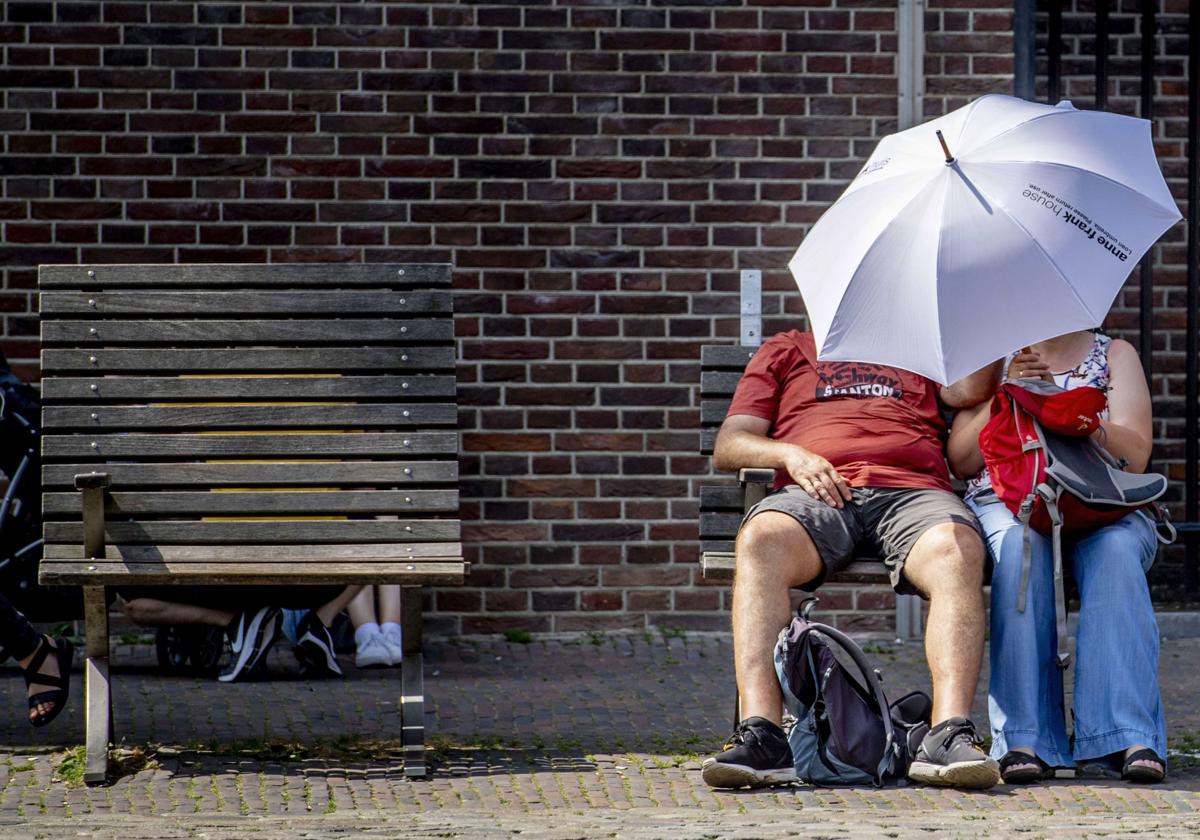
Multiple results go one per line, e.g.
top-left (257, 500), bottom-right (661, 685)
top-left (935, 130), bottom-right (955, 165)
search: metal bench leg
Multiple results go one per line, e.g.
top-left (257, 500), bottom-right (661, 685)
top-left (83, 585), bottom-right (111, 784)
top-left (400, 585), bottom-right (426, 778)
top-left (895, 594), bottom-right (923, 640)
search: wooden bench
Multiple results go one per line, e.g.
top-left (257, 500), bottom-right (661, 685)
top-left (37, 262), bottom-right (463, 782)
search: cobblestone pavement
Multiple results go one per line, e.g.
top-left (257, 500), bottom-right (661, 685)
top-left (2, 633), bottom-right (1199, 838)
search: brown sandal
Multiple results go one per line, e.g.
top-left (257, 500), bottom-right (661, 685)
top-left (999, 750), bottom-right (1054, 784)
top-left (1122, 748), bottom-right (1165, 784)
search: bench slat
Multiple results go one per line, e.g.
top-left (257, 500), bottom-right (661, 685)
top-left (699, 370), bottom-right (743, 396)
top-left (43, 542), bottom-right (465, 561)
top-left (39, 263), bottom-right (452, 289)
top-left (43, 319), bottom-right (455, 346)
top-left (43, 461), bottom-right (457, 488)
top-left (701, 552), bottom-right (890, 583)
top-left (42, 432), bottom-right (460, 459)
top-left (43, 403), bottom-right (458, 430)
top-left (45, 519), bottom-right (461, 545)
top-left (44, 490), bottom-right (461, 516)
top-left (698, 485), bottom-right (746, 511)
top-left (39, 560), bottom-right (467, 586)
top-left (700, 345), bottom-right (758, 368)
top-left (701, 399), bottom-right (734, 427)
top-left (40, 291), bottom-right (453, 316)
top-left (41, 347), bottom-right (455, 373)
top-left (41, 374), bottom-right (456, 402)
top-left (699, 511), bottom-right (743, 539)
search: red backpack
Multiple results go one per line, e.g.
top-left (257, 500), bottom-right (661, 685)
top-left (978, 378), bottom-right (1172, 669)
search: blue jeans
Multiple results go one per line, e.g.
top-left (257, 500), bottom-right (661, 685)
top-left (968, 496), bottom-right (1166, 767)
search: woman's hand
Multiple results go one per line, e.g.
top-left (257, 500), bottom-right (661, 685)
top-left (782, 447), bottom-right (852, 508)
top-left (1006, 350), bottom-right (1053, 382)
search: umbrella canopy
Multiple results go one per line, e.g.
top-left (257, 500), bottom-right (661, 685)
top-left (789, 94), bottom-right (1182, 385)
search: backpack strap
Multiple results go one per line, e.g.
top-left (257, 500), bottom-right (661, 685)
top-left (1030, 419), bottom-right (1071, 671)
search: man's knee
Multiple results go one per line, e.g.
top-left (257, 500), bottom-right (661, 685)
top-left (735, 512), bottom-right (822, 587)
top-left (908, 522), bottom-right (986, 593)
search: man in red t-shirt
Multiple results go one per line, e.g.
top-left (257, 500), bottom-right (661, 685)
top-left (701, 330), bottom-right (1001, 791)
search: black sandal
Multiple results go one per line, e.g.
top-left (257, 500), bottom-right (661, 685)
top-left (1122, 748), bottom-right (1165, 784)
top-left (23, 635), bottom-right (73, 728)
top-left (999, 750), bottom-right (1054, 784)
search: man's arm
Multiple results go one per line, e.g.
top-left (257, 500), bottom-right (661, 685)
top-left (940, 359), bottom-right (1003, 409)
top-left (713, 414), bottom-right (852, 508)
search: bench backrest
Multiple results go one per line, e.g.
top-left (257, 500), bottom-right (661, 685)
top-left (698, 344), bottom-right (760, 556)
top-left (38, 263), bottom-right (462, 585)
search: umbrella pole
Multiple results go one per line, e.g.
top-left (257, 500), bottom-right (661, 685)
top-left (935, 130), bottom-right (955, 164)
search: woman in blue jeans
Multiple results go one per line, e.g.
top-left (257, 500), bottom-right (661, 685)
top-left (948, 329), bottom-right (1166, 784)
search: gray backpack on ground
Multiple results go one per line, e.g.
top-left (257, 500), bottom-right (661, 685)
top-left (774, 598), bottom-right (931, 787)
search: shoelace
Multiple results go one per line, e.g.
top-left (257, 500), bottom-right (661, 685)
top-left (936, 722), bottom-right (983, 753)
top-left (723, 722), bottom-right (763, 752)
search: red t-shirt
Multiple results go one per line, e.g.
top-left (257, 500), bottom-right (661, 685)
top-left (726, 331), bottom-right (951, 491)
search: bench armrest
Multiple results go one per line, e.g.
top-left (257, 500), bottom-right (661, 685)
top-left (737, 468), bottom-right (775, 486)
top-left (737, 468), bottom-right (775, 512)
top-left (74, 471), bottom-right (110, 561)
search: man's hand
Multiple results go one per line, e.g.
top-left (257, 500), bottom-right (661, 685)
top-left (1007, 350), bottom-right (1053, 382)
top-left (782, 447), bottom-right (853, 509)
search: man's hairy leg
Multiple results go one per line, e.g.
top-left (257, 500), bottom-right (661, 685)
top-left (901, 522), bottom-right (987, 724)
top-left (732, 511), bottom-right (823, 726)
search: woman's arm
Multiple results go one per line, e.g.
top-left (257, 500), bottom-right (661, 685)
top-left (1096, 338), bottom-right (1154, 473)
top-left (947, 400), bottom-right (991, 479)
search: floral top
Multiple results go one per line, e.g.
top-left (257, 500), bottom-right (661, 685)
top-left (965, 332), bottom-right (1112, 500)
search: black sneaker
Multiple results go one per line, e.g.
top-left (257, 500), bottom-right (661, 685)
top-left (700, 716), bottom-right (797, 789)
top-left (293, 610), bottom-right (343, 678)
top-left (218, 606), bottom-right (281, 683)
top-left (907, 716), bottom-right (1000, 789)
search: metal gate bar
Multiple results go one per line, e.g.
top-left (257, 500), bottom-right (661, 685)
top-left (1187, 7), bottom-right (1199, 591)
top-left (1095, 1), bottom-right (1109, 110)
top-left (1048, 1), bottom-right (1063, 104)
top-left (1139, 2), bottom-right (1156, 380)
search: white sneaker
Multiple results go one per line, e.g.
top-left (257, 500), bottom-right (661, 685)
top-left (381, 626), bottom-right (403, 666)
top-left (355, 634), bottom-right (391, 668)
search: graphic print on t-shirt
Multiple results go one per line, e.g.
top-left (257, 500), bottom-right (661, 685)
top-left (814, 362), bottom-right (905, 400)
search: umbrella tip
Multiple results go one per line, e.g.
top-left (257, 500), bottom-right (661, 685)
top-left (935, 130), bottom-right (955, 165)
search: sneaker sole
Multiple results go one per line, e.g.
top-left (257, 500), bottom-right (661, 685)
top-left (218, 607), bottom-right (279, 683)
top-left (908, 758), bottom-right (1000, 789)
top-left (296, 630), bottom-right (343, 677)
top-left (355, 653), bottom-right (392, 669)
top-left (700, 757), bottom-right (797, 789)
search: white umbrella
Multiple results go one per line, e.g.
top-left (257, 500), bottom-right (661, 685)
top-left (789, 94), bottom-right (1182, 385)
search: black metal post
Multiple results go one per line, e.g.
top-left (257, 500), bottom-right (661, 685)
top-left (1013, 0), bottom-right (1036, 101)
top-left (1095, 1), bottom-right (1109, 110)
top-left (1048, 0), bottom-right (1063, 104)
top-left (1188, 4), bottom-right (1200, 592)
top-left (1139, 2), bottom-right (1156, 381)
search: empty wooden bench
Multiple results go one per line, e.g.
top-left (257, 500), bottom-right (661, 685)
top-left (37, 262), bottom-right (463, 782)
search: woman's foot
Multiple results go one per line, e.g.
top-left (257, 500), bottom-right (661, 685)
top-left (20, 635), bottom-right (73, 727)
top-left (1122, 746), bottom-right (1165, 784)
top-left (999, 748), bottom-right (1054, 785)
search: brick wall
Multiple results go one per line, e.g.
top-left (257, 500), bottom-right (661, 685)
top-left (1033, 0), bottom-right (1193, 601)
top-left (2, 1), bottom-right (1016, 636)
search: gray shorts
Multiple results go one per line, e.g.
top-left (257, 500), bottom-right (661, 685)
top-left (742, 485), bottom-right (982, 596)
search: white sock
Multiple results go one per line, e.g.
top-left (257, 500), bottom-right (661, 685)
top-left (354, 623), bottom-right (380, 647)
top-left (381, 622), bottom-right (402, 639)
